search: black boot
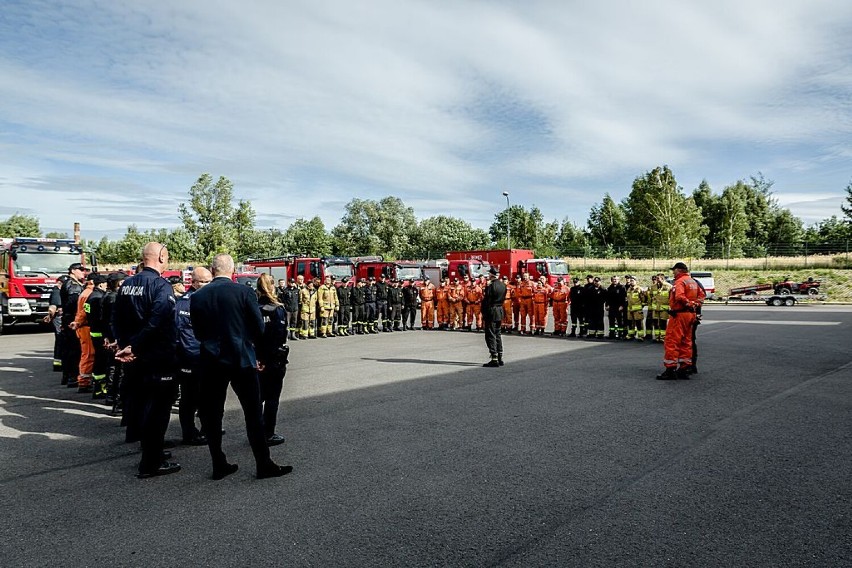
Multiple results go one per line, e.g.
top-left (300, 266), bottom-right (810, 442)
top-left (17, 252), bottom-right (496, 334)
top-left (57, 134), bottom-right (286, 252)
top-left (656, 368), bottom-right (677, 380)
top-left (497, 353), bottom-right (504, 366)
top-left (483, 355), bottom-right (500, 368)
top-left (677, 366), bottom-right (694, 379)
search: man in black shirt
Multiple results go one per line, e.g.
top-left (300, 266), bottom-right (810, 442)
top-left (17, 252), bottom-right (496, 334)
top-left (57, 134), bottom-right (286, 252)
top-left (481, 267), bottom-right (507, 368)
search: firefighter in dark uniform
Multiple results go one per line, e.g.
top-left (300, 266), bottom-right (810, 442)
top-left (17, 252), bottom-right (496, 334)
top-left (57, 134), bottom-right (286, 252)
top-left (481, 266), bottom-right (507, 367)
top-left (350, 278), bottom-right (367, 334)
top-left (375, 276), bottom-right (390, 331)
top-left (402, 279), bottom-right (418, 330)
top-left (336, 277), bottom-right (352, 336)
top-left (60, 262), bottom-right (87, 386)
top-left (605, 275), bottom-right (627, 339)
top-left (113, 242), bottom-right (180, 478)
top-left (83, 273), bottom-right (110, 399)
top-left (568, 277), bottom-right (584, 337)
top-left (364, 277), bottom-right (378, 333)
top-left (387, 279), bottom-right (404, 331)
top-left (280, 279), bottom-right (300, 340)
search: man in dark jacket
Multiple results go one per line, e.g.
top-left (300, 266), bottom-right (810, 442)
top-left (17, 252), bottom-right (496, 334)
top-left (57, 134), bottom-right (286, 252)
top-left (190, 254), bottom-right (292, 480)
top-left (364, 277), bottom-right (378, 333)
top-left (83, 274), bottom-right (109, 399)
top-left (481, 266), bottom-right (507, 367)
top-left (585, 277), bottom-right (607, 339)
top-left (60, 263), bottom-right (87, 386)
top-left (336, 278), bottom-right (352, 336)
top-left (113, 242), bottom-right (180, 478)
top-left (350, 279), bottom-right (367, 334)
top-left (174, 267), bottom-right (212, 446)
top-left (280, 279), bottom-right (301, 340)
top-left (375, 276), bottom-right (390, 331)
top-left (402, 279), bottom-right (418, 330)
top-left (387, 279), bottom-right (404, 331)
top-left (568, 277), bottom-right (584, 337)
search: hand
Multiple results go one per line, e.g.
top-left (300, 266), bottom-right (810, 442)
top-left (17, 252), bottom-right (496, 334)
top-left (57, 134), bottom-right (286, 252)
top-left (257, 362), bottom-right (266, 372)
top-left (115, 345), bottom-right (136, 363)
top-left (69, 321), bottom-right (78, 330)
top-left (42, 315), bottom-right (52, 324)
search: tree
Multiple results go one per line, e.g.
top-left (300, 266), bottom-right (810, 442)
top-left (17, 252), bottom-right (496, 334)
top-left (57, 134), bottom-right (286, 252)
top-left (45, 231), bottom-right (69, 239)
top-left (623, 166), bottom-right (707, 257)
top-left (716, 182), bottom-right (750, 258)
top-left (178, 174), bottom-right (251, 260)
top-left (409, 216), bottom-right (489, 258)
top-left (331, 197), bottom-right (417, 258)
top-left (489, 205), bottom-right (557, 254)
top-left (285, 217), bottom-right (332, 257)
top-left (0, 213), bottom-right (41, 238)
top-left (554, 219), bottom-right (590, 256)
top-left (586, 194), bottom-right (627, 249)
top-left (243, 228), bottom-right (287, 259)
top-left (841, 179), bottom-right (852, 222)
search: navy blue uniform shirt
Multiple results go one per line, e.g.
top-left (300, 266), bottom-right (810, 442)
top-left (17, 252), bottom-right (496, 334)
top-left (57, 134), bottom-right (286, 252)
top-left (113, 267), bottom-right (177, 368)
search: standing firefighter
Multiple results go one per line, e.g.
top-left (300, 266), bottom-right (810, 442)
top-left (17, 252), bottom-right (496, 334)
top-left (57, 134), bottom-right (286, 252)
top-left (501, 276), bottom-right (513, 333)
top-left (624, 275), bottom-right (646, 340)
top-left (401, 279), bottom-right (418, 330)
top-left (435, 278), bottom-right (450, 330)
top-left (350, 279), bottom-right (367, 334)
top-left (657, 262), bottom-right (706, 380)
top-left (419, 277), bottom-right (436, 330)
top-left (550, 278), bottom-right (569, 336)
top-left (388, 279), bottom-right (404, 331)
top-left (299, 279), bottom-right (318, 339)
top-left (281, 279), bottom-right (301, 341)
top-left (516, 273), bottom-right (534, 335)
top-left (568, 277), bottom-right (584, 337)
top-left (83, 274), bottom-right (110, 399)
top-left (605, 275), bottom-right (627, 339)
top-left (532, 281), bottom-right (549, 335)
top-left (481, 266), bottom-right (507, 367)
top-left (648, 274), bottom-right (672, 342)
top-left (336, 278), bottom-right (352, 336)
top-left (317, 275), bottom-right (338, 338)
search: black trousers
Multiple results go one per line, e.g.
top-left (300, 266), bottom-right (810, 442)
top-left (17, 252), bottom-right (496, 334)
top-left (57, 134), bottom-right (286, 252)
top-left (176, 365), bottom-right (202, 440)
top-left (484, 318), bottom-right (503, 356)
top-left (377, 300), bottom-right (388, 327)
top-left (199, 358), bottom-right (271, 470)
top-left (259, 365), bottom-right (286, 437)
top-left (607, 308), bottom-right (624, 336)
top-left (285, 311), bottom-right (300, 334)
top-left (403, 305), bottom-right (417, 328)
top-left (338, 306), bottom-right (351, 328)
top-left (352, 304), bottom-right (366, 326)
top-left (124, 362), bottom-right (177, 474)
top-left (60, 326), bottom-right (80, 379)
top-left (389, 303), bottom-right (403, 326)
top-left (365, 302), bottom-right (377, 326)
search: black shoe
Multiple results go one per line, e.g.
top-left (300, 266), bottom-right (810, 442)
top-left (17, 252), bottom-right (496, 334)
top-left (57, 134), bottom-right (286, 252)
top-left (257, 463), bottom-right (294, 479)
top-left (266, 433), bottom-right (286, 447)
top-left (483, 359), bottom-right (500, 368)
top-left (137, 461), bottom-right (181, 479)
top-left (682, 365), bottom-right (698, 375)
top-left (66, 381), bottom-right (78, 388)
top-left (498, 355), bottom-right (504, 366)
top-left (183, 434), bottom-right (208, 446)
top-left (212, 463), bottom-right (239, 480)
top-left (161, 451), bottom-right (172, 460)
top-left (656, 368), bottom-right (678, 380)
top-left (676, 367), bottom-right (692, 380)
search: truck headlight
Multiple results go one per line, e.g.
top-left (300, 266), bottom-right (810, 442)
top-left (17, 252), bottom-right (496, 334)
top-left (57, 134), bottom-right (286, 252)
top-left (8, 298), bottom-right (32, 316)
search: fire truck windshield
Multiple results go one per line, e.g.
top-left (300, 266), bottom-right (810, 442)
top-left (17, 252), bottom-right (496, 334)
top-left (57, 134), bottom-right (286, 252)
top-left (547, 261), bottom-right (570, 275)
top-left (469, 261), bottom-right (491, 278)
top-left (396, 266), bottom-right (421, 280)
top-left (13, 251), bottom-right (81, 277)
top-left (325, 263), bottom-right (354, 280)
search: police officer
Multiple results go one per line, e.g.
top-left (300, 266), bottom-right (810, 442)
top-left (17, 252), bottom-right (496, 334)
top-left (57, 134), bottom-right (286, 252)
top-left (401, 279), bottom-right (418, 330)
top-left (113, 242), bottom-right (180, 479)
top-left (174, 267), bottom-right (212, 445)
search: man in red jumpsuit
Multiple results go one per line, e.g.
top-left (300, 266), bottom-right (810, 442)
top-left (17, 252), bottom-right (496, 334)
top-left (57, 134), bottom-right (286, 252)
top-left (657, 262), bottom-right (706, 380)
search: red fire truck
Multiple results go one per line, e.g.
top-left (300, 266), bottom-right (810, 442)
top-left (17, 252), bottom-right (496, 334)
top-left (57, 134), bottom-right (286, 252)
top-left (245, 255), bottom-right (356, 287)
top-left (444, 249), bottom-right (570, 284)
top-left (0, 237), bottom-right (93, 332)
top-left (352, 256), bottom-right (424, 285)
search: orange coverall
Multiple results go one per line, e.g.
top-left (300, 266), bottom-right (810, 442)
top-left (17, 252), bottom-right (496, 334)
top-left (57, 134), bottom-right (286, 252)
top-left (516, 280), bottom-right (534, 333)
top-left (502, 285), bottom-right (513, 330)
top-left (74, 281), bottom-right (95, 387)
top-left (533, 285), bottom-right (549, 332)
top-left (419, 283), bottom-right (435, 329)
top-left (435, 285), bottom-right (450, 328)
top-left (663, 272), bottom-right (706, 369)
top-left (465, 284), bottom-right (483, 330)
top-left (550, 284), bottom-right (569, 334)
top-left (447, 283), bottom-right (464, 329)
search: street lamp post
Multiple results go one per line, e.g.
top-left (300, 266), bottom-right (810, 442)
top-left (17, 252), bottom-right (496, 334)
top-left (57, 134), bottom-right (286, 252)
top-left (502, 191), bottom-right (510, 250)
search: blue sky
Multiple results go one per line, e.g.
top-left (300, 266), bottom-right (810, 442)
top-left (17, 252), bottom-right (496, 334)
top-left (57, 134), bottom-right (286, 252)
top-left (2, 0), bottom-right (851, 240)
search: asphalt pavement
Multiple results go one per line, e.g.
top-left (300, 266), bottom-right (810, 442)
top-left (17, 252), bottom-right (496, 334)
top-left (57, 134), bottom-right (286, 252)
top-left (1, 305), bottom-right (850, 567)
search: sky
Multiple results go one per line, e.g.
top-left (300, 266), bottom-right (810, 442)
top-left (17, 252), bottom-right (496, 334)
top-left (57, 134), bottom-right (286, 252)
top-left (2, 0), bottom-right (851, 241)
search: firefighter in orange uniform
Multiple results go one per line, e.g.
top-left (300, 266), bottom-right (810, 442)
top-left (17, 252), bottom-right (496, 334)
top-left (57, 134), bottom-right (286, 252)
top-left (549, 277), bottom-right (569, 336)
top-left (419, 277), bottom-right (436, 330)
top-left (447, 278), bottom-right (464, 330)
top-left (516, 273), bottom-right (534, 334)
top-left (501, 275), bottom-right (513, 333)
top-left (435, 277), bottom-right (450, 330)
top-left (657, 262), bottom-right (706, 380)
top-left (532, 281), bottom-right (550, 335)
top-left (464, 277), bottom-right (484, 331)
top-left (510, 274), bottom-right (522, 333)
top-left (69, 273), bottom-right (96, 393)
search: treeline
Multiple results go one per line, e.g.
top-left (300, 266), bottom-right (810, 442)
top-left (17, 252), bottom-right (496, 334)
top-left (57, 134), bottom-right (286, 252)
top-left (2, 168), bottom-right (851, 264)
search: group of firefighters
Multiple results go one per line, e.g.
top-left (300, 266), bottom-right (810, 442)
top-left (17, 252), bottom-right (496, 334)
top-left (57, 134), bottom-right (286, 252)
top-left (272, 271), bottom-right (681, 343)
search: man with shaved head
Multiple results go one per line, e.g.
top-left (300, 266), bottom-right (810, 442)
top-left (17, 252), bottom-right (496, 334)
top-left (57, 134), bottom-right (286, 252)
top-left (174, 266), bottom-right (213, 446)
top-left (114, 242), bottom-right (181, 478)
top-left (190, 253), bottom-right (293, 480)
